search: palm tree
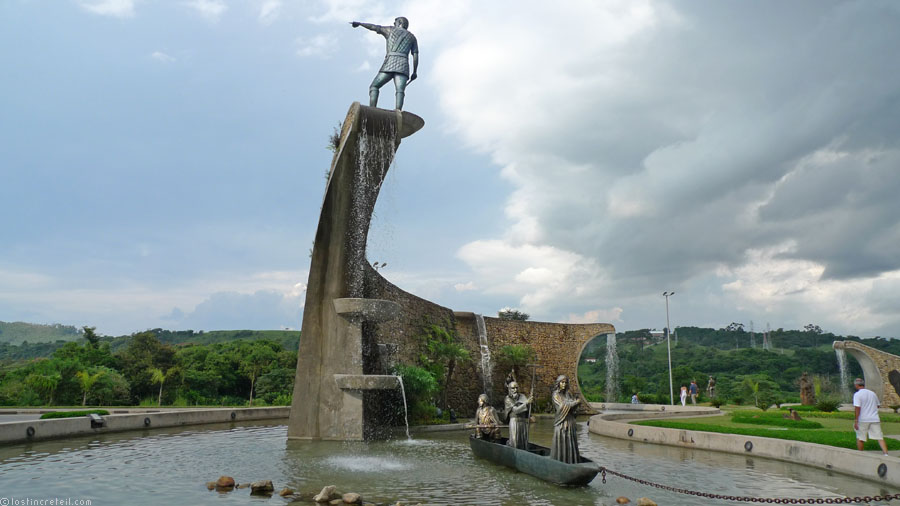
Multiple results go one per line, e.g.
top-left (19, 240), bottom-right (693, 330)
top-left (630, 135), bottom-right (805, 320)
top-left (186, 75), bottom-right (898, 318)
top-left (75, 370), bottom-right (105, 406)
top-left (26, 372), bottom-right (61, 405)
top-left (497, 344), bottom-right (536, 385)
top-left (240, 344), bottom-right (277, 406)
top-left (148, 367), bottom-right (177, 406)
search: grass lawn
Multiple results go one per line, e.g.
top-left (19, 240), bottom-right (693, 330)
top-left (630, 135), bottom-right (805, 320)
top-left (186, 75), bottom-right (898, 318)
top-left (633, 411), bottom-right (900, 451)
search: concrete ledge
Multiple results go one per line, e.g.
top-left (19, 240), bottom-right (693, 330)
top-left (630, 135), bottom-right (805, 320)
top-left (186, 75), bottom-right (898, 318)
top-left (589, 410), bottom-right (900, 486)
top-left (0, 407), bottom-right (289, 445)
top-left (333, 298), bottom-right (401, 323)
top-left (590, 402), bottom-right (720, 415)
top-left (334, 374), bottom-right (401, 390)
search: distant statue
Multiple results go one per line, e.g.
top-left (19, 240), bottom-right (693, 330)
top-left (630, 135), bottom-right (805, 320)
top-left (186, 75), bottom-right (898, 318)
top-left (504, 380), bottom-right (532, 449)
top-left (473, 394), bottom-right (501, 441)
top-left (707, 376), bottom-right (716, 398)
top-left (350, 17), bottom-right (419, 110)
top-left (551, 375), bottom-right (581, 463)
top-left (782, 408), bottom-right (802, 421)
top-left (800, 372), bottom-right (816, 405)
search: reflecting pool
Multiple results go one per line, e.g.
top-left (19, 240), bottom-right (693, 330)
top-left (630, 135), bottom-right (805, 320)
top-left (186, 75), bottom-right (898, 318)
top-left (0, 418), bottom-right (896, 505)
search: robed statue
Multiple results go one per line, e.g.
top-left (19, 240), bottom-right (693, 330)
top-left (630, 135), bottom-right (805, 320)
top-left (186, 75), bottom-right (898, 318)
top-left (350, 17), bottom-right (419, 110)
top-left (504, 380), bottom-right (532, 449)
top-left (473, 394), bottom-right (501, 441)
top-left (550, 375), bottom-right (581, 463)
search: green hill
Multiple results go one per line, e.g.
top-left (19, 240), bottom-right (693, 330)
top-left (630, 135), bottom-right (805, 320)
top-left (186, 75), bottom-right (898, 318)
top-left (0, 325), bottom-right (301, 362)
top-left (0, 321), bottom-right (81, 345)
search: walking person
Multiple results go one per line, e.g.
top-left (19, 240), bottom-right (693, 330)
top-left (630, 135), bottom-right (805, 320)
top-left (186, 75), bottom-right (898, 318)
top-left (679, 385), bottom-right (687, 406)
top-left (689, 380), bottom-right (699, 405)
top-left (853, 377), bottom-right (890, 456)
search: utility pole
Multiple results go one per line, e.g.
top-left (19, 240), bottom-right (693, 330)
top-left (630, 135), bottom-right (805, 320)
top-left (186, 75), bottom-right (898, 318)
top-left (663, 291), bottom-right (675, 405)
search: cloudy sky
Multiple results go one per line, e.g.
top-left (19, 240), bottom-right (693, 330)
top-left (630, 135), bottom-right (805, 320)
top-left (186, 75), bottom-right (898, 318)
top-left (2, 0), bottom-right (900, 338)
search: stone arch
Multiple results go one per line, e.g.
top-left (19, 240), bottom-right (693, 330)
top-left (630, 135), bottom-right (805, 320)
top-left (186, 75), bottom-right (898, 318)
top-left (833, 340), bottom-right (900, 406)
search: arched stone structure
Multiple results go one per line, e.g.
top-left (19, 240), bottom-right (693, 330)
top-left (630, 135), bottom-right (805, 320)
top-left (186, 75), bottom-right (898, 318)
top-left (288, 103), bottom-right (615, 440)
top-left (833, 340), bottom-right (900, 406)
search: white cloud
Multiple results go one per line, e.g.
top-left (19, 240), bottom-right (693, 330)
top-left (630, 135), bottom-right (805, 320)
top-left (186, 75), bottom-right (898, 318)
top-left (150, 51), bottom-right (175, 63)
top-left (296, 34), bottom-right (338, 58)
top-left (425, 1), bottom-right (900, 335)
top-left (565, 308), bottom-right (624, 324)
top-left (77, 0), bottom-right (136, 18)
top-left (257, 0), bottom-right (282, 24)
top-left (454, 281), bottom-right (477, 292)
top-left (185, 0), bottom-right (227, 22)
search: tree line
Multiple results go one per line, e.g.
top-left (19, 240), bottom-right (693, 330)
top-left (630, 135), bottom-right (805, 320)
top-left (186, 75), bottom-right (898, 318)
top-left (0, 327), bottom-right (296, 407)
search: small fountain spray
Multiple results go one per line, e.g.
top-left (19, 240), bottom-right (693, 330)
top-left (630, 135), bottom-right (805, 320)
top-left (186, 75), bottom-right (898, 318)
top-left (605, 333), bottom-right (619, 403)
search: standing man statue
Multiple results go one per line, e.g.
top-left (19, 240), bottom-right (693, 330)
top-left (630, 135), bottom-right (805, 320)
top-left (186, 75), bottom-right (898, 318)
top-left (350, 17), bottom-right (419, 110)
top-left (707, 376), bottom-right (716, 399)
top-left (504, 380), bottom-right (532, 450)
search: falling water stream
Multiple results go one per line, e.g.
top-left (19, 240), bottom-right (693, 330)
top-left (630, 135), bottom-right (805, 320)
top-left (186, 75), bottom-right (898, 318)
top-left (475, 314), bottom-right (493, 402)
top-left (606, 333), bottom-right (619, 402)
top-left (835, 348), bottom-right (851, 403)
top-left (395, 375), bottom-right (411, 440)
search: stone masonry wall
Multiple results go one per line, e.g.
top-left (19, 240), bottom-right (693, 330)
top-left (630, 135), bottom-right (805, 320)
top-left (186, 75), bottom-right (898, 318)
top-left (363, 265), bottom-right (615, 416)
top-left (483, 318), bottom-right (614, 414)
top-left (841, 341), bottom-right (900, 407)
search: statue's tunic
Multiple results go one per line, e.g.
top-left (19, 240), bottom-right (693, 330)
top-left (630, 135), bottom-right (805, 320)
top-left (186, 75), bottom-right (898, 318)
top-left (504, 393), bottom-right (530, 449)
top-left (374, 26), bottom-right (418, 76)
top-left (550, 390), bottom-right (581, 463)
top-left (475, 405), bottom-right (501, 440)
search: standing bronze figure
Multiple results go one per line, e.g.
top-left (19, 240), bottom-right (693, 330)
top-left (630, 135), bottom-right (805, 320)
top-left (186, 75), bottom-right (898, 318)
top-left (504, 380), bottom-right (532, 449)
top-left (350, 17), bottom-right (419, 110)
top-left (473, 394), bottom-right (501, 440)
top-left (550, 375), bottom-right (581, 463)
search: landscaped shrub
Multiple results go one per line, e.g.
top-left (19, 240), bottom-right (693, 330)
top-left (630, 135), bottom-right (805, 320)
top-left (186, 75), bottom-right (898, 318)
top-left (756, 392), bottom-right (776, 411)
top-left (40, 409), bottom-right (109, 419)
top-left (710, 398), bottom-right (724, 408)
top-left (815, 398), bottom-right (841, 412)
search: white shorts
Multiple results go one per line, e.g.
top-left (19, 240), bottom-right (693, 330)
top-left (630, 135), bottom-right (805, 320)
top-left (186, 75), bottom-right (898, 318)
top-left (856, 421), bottom-right (883, 441)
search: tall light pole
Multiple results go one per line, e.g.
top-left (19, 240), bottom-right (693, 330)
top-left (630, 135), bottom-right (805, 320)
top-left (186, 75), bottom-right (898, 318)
top-left (663, 291), bottom-right (675, 405)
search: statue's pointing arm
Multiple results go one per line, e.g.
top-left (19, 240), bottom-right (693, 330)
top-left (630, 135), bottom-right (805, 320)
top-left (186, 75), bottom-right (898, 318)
top-left (350, 21), bottom-right (386, 36)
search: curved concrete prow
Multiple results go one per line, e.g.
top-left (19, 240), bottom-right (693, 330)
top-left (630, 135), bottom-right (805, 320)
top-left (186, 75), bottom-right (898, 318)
top-left (834, 340), bottom-right (900, 406)
top-left (288, 103), bottom-right (423, 441)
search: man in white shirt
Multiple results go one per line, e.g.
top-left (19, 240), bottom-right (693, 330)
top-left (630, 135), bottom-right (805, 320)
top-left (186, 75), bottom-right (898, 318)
top-left (853, 377), bottom-right (889, 456)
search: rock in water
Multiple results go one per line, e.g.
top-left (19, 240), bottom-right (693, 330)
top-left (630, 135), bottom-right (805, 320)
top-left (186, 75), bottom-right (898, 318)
top-left (250, 480), bottom-right (274, 494)
top-left (215, 476), bottom-right (235, 490)
top-left (279, 488), bottom-right (294, 497)
top-left (637, 498), bottom-right (657, 506)
top-left (343, 492), bottom-right (362, 504)
top-left (314, 485), bottom-right (338, 503)
top-left (205, 482), bottom-right (216, 490)
top-left (616, 497), bottom-right (631, 504)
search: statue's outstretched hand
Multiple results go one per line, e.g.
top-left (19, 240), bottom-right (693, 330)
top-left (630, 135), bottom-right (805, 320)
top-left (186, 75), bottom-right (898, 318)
top-left (409, 72), bottom-right (417, 83)
top-left (351, 21), bottom-right (360, 27)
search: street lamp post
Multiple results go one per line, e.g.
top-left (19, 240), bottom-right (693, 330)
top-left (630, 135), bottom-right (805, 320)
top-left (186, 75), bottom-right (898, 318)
top-left (663, 291), bottom-right (675, 405)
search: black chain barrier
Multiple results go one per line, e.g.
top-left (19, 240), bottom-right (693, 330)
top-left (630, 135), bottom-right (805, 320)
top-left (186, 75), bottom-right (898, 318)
top-left (599, 466), bottom-right (900, 504)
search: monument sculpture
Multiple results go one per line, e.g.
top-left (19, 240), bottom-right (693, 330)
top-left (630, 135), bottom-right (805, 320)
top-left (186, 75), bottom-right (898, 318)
top-left (800, 372), bottom-right (816, 406)
top-left (288, 22), bottom-right (614, 441)
top-left (707, 375), bottom-right (716, 398)
top-left (504, 380), bottom-right (533, 449)
top-left (473, 394), bottom-right (501, 441)
top-left (351, 17), bottom-right (419, 110)
top-left (550, 375), bottom-right (582, 464)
